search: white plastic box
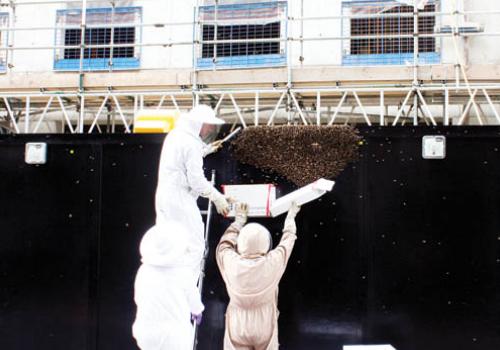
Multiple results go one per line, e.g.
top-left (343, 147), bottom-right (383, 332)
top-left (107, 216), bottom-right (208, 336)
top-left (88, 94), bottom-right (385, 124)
top-left (422, 135), bottom-right (446, 159)
top-left (25, 142), bottom-right (47, 165)
top-left (270, 178), bottom-right (335, 217)
top-left (222, 184), bottom-right (276, 217)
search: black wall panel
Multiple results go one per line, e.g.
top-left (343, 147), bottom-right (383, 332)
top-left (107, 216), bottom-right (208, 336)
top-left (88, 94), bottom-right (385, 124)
top-left (0, 141), bottom-right (100, 350)
top-left (0, 128), bottom-right (499, 350)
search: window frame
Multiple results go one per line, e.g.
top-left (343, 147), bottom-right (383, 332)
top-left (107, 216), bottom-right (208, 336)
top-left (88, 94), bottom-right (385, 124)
top-left (342, 0), bottom-right (441, 66)
top-left (54, 6), bottom-right (142, 72)
top-left (195, 1), bottom-right (288, 70)
top-left (0, 12), bottom-right (9, 73)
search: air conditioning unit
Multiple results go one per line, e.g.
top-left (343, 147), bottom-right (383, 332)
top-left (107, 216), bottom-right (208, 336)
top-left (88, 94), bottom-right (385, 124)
top-left (435, 22), bottom-right (484, 34)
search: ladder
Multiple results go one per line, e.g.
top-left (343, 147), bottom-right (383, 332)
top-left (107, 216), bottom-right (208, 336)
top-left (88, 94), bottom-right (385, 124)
top-left (192, 169), bottom-right (216, 350)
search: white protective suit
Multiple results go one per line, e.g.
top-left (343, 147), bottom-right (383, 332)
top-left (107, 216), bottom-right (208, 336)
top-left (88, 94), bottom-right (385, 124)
top-left (132, 222), bottom-right (204, 350)
top-left (155, 106), bottom-right (226, 282)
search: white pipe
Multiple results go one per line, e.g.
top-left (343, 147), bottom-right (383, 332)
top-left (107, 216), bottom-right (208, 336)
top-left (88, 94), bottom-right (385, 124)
top-left (458, 89), bottom-right (479, 125)
top-left (0, 83), bottom-right (499, 99)
top-left (267, 91), bottom-right (286, 126)
top-left (214, 94), bottom-right (225, 113)
top-left (254, 92), bottom-right (259, 126)
top-left (392, 89), bottom-right (413, 126)
top-left (380, 91), bottom-right (384, 126)
top-left (413, 6), bottom-right (418, 85)
top-left (79, 94), bottom-right (84, 133)
top-left (5, 30), bottom-right (500, 52)
top-left (171, 95), bottom-right (180, 113)
top-left (24, 95), bottom-right (30, 133)
top-left (229, 93), bottom-right (247, 128)
top-left (57, 95), bottom-right (75, 133)
top-left (444, 87), bottom-right (450, 126)
top-left (112, 94), bottom-right (131, 132)
top-left (352, 91), bottom-right (371, 126)
top-left (33, 96), bottom-right (54, 133)
top-left (3, 96), bottom-right (19, 133)
top-left (482, 89), bottom-right (500, 125)
top-left (78, 0), bottom-right (87, 76)
top-left (416, 89), bottom-right (437, 126)
top-left (156, 95), bottom-right (167, 109)
top-left (316, 91), bottom-right (321, 126)
top-left (88, 94), bottom-right (109, 133)
top-left (327, 92), bottom-right (348, 126)
top-left (290, 91), bottom-right (308, 125)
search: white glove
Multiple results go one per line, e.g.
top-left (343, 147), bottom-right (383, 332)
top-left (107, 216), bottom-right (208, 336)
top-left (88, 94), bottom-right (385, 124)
top-left (208, 189), bottom-right (230, 216)
top-left (202, 140), bottom-right (224, 157)
top-left (234, 202), bottom-right (249, 226)
top-left (283, 202), bottom-right (301, 234)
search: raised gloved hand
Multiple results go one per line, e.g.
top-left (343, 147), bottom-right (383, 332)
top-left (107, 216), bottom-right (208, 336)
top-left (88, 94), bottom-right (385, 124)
top-left (191, 312), bottom-right (203, 326)
top-left (203, 140), bottom-right (224, 157)
top-left (208, 189), bottom-right (230, 216)
top-left (283, 202), bottom-right (301, 234)
top-left (234, 202), bottom-right (249, 226)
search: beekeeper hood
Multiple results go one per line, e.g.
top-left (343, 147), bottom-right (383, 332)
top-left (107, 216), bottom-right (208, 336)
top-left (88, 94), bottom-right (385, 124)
top-left (139, 222), bottom-right (189, 267)
top-left (175, 104), bottom-right (225, 142)
top-left (237, 223), bottom-right (272, 258)
top-left (185, 104), bottom-right (225, 125)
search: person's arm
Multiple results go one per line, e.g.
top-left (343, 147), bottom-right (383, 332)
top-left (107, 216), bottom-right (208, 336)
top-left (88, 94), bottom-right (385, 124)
top-left (202, 140), bottom-right (224, 158)
top-left (216, 203), bottom-right (248, 271)
top-left (183, 271), bottom-right (205, 325)
top-left (184, 143), bottom-right (213, 196)
top-left (186, 282), bottom-right (205, 316)
top-left (184, 143), bottom-right (230, 215)
top-left (267, 203), bottom-right (301, 268)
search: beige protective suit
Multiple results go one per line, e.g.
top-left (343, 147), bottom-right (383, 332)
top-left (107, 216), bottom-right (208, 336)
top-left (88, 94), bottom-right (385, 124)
top-left (216, 204), bottom-right (300, 350)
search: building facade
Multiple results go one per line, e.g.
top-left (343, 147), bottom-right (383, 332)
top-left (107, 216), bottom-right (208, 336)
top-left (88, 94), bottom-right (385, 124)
top-left (0, 0), bottom-right (499, 133)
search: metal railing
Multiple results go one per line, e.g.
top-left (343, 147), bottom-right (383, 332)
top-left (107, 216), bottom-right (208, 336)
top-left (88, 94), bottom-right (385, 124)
top-left (0, 0), bottom-right (497, 132)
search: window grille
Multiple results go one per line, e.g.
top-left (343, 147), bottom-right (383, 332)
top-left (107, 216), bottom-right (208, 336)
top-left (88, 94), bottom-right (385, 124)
top-left (54, 7), bottom-right (142, 71)
top-left (342, 0), bottom-right (440, 66)
top-left (197, 1), bottom-right (287, 69)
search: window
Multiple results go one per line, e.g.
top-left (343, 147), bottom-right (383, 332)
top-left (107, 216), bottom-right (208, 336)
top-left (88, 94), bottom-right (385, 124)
top-left (197, 1), bottom-right (287, 69)
top-left (63, 27), bottom-right (135, 59)
top-left (0, 12), bottom-right (8, 72)
top-left (201, 22), bottom-right (281, 58)
top-left (342, 0), bottom-right (440, 66)
top-left (54, 7), bottom-right (142, 71)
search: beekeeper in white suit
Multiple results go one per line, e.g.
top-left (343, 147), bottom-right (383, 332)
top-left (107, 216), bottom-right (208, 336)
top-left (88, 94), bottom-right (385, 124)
top-left (155, 104), bottom-right (231, 283)
top-left (132, 221), bottom-right (204, 350)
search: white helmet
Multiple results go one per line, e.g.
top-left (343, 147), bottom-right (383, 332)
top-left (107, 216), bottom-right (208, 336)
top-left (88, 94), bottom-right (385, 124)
top-left (237, 223), bottom-right (272, 258)
top-left (184, 104), bottom-right (225, 125)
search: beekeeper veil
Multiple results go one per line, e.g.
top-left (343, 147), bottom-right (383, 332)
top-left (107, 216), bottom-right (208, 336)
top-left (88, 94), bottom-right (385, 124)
top-left (183, 104), bottom-right (224, 143)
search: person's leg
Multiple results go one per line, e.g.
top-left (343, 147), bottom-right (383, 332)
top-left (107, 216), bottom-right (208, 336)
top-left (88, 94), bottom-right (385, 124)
top-left (224, 331), bottom-right (253, 350)
top-left (254, 333), bottom-right (278, 350)
top-left (133, 325), bottom-right (163, 350)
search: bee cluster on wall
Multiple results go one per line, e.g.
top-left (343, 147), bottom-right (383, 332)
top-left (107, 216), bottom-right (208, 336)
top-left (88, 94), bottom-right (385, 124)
top-left (231, 125), bottom-right (362, 186)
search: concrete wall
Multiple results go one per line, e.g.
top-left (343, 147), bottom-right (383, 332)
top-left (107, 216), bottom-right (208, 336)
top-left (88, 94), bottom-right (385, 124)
top-left (288, 0), bottom-right (343, 66)
top-left (4, 0), bottom-right (500, 74)
top-left (463, 0), bottom-right (500, 65)
top-left (12, 2), bottom-right (59, 72)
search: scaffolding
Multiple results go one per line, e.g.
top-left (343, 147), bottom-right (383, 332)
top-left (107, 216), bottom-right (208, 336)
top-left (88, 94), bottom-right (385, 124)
top-left (0, 0), bottom-right (499, 133)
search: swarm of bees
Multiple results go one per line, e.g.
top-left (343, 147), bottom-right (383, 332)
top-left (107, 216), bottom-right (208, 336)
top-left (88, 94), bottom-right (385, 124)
top-left (231, 125), bottom-right (362, 186)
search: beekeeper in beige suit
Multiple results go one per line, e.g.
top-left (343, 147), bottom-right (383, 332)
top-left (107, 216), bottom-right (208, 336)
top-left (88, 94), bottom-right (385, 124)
top-left (216, 202), bottom-right (301, 350)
